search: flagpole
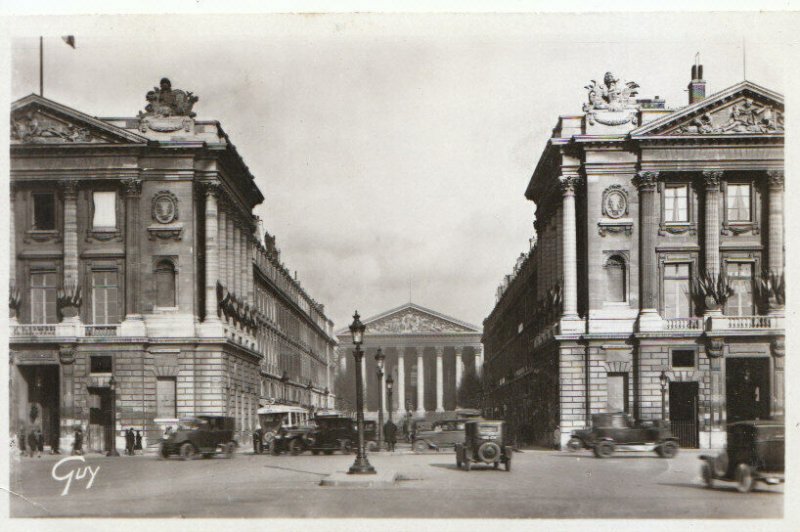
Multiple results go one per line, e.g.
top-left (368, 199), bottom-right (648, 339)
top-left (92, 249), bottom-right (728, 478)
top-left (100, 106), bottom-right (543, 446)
top-left (39, 36), bottom-right (43, 96)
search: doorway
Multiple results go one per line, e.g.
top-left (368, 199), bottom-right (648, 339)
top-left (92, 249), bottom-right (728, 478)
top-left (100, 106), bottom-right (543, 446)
top-left (669, 381), bottom-right (699, 448)
top-left (19, 365), bottom-right (61, 450)
top-left (88, 388), bottom-right (112, 452)
top-left (726, 357), bottom-right (770, 423)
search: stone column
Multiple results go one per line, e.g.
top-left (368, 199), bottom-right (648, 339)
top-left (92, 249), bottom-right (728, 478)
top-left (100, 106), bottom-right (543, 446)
top-left (474, 345), bottom-right (483, 375)
top-left (120, 178), bottom-right (145, 335)
top-left (435, 346), bottom-right (445, 413)
top-left (61, 181), bottom-right (81, 326)
top-left (767, 170), bottom-right (784, 314)
top-left (246, 225), bottom-right (255, 303)
top-left (203, 183), bottom-right (222, 329)
top-left (59, 345), bottom-right (76, 428)
top-left (227, 210), bottom-right (235, 298)
top-left (219, 203), bottom-right (228, 291)
top-left (233, 221), bottom-right (241, 297)
top-left (633, 171), bottom-right (662, 330)
top-left (559, 175), bottom-right (582, 326)
top-left (396, 348), bottom-right (406, 416)
top-left (454, 347), bottom-right (464, 398)
top-left (415, 348), bottom-right (425, 416)
top-left (703, 171), bottom-right (722, 278)
top-left (706, 337), bottom-right (725, 448)
top-left (770, 338), bottom-right (784, 418)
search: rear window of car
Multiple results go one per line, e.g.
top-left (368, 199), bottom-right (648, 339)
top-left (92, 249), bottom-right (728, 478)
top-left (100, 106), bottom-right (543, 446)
top-left (479, 425), bottom-right (499, 433)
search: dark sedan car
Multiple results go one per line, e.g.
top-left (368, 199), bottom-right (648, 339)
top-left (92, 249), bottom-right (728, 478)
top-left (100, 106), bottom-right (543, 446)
top-left (413, 419), bottom-right (467, 452)
top-left (160, 416), bottom-right (237, 460)
top-left (572, 412), bottom-right (679, 458)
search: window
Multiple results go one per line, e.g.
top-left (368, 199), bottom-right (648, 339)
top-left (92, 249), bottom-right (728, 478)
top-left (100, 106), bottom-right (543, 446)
top-left (671, 349), bottom-right (695, 368)
top-left (92, 191), bottom-right (117, 228)
top-left (605, 255), bottom-right (627, 302)
top-left (30, 271), bottom-right (58, 323)
top-left (726, 262), bottom-right (754, 316)
top-left (32, 193), bottom-right (56, 230)
top-left (90, 355), bottom-right (113, 373)
top-left (663, 263), bottom-right (691, 318)
top-left (156, 377), bottom-right (177, 419)
top-left (155, 260), bottom-right (176, 307)
top-left (726, 183), bottom-right (751, 222)
top-left (91, 270), bottom-right (120, 324)
top-left (607, 373), bottom-right (629, 413)
top-left (664, 185), bottom-right (688, 222)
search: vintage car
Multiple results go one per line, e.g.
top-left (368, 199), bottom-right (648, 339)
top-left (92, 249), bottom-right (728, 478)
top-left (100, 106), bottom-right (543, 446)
top-left (256, 405), bottom-right (313, 455)
top-left (699, 419), bottom-right (784, 493)
top-left (578, 412), bottom-right (679, 458)
top-left (413, 419), bottom-right (468, 452)
top-left (301, 414), bottom-right (356, 455)
top-left (159, 416), bottom-right (237, 460)
top-left (455, 420), bottom-right (512, 471)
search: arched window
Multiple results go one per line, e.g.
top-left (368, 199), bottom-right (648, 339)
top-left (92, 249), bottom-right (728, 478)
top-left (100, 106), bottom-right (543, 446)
top-left (155, 260), bottom-right (176, 308)
top-left (605, 255), bottom-right (627, 303)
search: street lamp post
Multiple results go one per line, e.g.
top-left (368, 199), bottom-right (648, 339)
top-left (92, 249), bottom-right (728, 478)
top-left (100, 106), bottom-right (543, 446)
top-left (660, 370), bottom-right (669, 422)
top-left (375, 348), bottom-right (385, 452)
top-left (348, 311), bottom-right (375, 475)
top-left (106, 376), bottom-right (120, 457)
top-left (386, 374), bottom-right (394, 424)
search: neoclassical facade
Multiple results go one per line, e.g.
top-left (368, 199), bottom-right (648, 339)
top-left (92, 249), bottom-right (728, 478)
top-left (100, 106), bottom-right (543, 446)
top-left (483, 65), bottom-right (784, 449)
top-left (335, 303), bottom-right (482, 419)
top-left (9, 81), bottom-right (336, 453)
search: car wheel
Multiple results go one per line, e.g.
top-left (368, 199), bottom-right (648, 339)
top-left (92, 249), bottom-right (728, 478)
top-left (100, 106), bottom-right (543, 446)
top-left (566, 438), bottom-right (583, 452)
top-left (179, 442), bottom-right (196, 461)
top-left (595, 441), bottom-right (614, 458)
top-left (701, 462), bottom-right (714, 489)
top-left (505, 458), bottom-right (511, 472)
top-left (413, 440), bottom-right (429, 453)
top-left (658, 441), bottom-right (679, 459)
top-left (477, 442), bottom-right (501, 463)
top-left (735, 463), bottom-right (755, 493)
top-left (289, 439), bottom-right (305, 456)
top-left (159, 443), bottom-right (169, 460)
top-left (224, 442), bottom-right (235, 458)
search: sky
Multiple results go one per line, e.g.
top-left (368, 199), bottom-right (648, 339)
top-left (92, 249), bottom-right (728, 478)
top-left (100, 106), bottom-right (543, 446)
top-left (7, 12), bottom-right (797, 332)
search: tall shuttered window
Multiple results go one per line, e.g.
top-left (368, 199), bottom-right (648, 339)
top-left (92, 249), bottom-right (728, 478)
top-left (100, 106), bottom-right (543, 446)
top-left (664, 185), bottom-right (689, 222)
top-left (726, 184), bottom-right (751, 222)
top-left (91, 270), bottom-right (120, 324)
top-left (30, 271), bottom-right (58, 324)
top-left (726, 262), bottom-right (754, 316)
top-left (663, 263), bottom-right (691, 318)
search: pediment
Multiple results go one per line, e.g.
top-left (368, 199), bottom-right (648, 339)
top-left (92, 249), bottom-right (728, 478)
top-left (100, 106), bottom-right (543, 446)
top-left (361, 304), bottom-right (480, 335)
top-left (631, 81), bottom-right (783, 137)
top-left (11, 94), bottom-right (148, 145)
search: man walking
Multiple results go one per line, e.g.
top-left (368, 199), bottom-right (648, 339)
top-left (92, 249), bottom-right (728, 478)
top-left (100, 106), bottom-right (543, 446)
top-left (125, 428), bottom-right (135, 456)
top-left (72, 426), bottom-right (83, 456)
top-left (383, 419), bottom-right (397, 452)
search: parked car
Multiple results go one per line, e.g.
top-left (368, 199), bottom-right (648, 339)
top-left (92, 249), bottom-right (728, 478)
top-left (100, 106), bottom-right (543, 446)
top-left (256, 405), bottom-right (313, 455)
top-left (699, 419), bottom-right (784, 493)
top-left (303, 415), bottom-right (356, 455)
top-left (160, 416), bottom-right (237, 460)
top-left (413, 419), bottom-right (468, 452)
top-left (577, 412), bottom-right (679, 458)
top-left (455, 420), bottom-right (512, 471)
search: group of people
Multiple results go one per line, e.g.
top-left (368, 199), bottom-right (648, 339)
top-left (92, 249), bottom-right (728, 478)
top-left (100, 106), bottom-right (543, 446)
top-left (125, 428), bottom-right (143, 455)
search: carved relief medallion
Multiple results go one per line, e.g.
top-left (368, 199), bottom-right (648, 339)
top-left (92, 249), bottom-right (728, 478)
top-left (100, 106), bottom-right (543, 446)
top-left (152, 191), bottom-right (179, 224)
top-left (602, 185), bottom-right (628, 219)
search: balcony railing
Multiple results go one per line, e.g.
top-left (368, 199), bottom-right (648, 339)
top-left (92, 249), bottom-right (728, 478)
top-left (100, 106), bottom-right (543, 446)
top-left (664, 317), bottom-right (704, 330)
top-left (11, 324), bottom-right (57, 337)
top-left (718, 315), bottom-right (776, 329)
top-left (84, 324), bottom-right (120, 337)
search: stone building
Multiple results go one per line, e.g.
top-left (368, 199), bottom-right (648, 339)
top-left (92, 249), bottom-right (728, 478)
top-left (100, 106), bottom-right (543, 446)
top-left (9, 79), bottom-right (337, 453)
top-left (482, 64), bottom-right (784, 449)
top-left (335, 303), bottom-right (482, 420)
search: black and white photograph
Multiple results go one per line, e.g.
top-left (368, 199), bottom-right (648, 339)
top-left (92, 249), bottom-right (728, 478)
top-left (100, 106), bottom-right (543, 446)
top-left (2, 2), bottom-right (798, 528)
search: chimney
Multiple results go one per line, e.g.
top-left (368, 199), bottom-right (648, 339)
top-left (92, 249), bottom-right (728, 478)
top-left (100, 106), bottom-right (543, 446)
top-left (688, 53), bottom-right (706, 104)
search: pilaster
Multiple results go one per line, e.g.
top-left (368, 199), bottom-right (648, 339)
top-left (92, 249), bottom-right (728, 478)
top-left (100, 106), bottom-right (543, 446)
top-left (633, 171), bottom-right (662, 331)
top-left (396, 348), bottom-right (406, 416)
top-left (120, 178), bottom-right (146, 336)
top-left (770, 338), bottom-right (784, 418)
top-left (200, 183), bottom-right (223, 336)
top-left (767, 170), bottom-right (784, 315)
top-left (435, 346), bottom-right (444, 413)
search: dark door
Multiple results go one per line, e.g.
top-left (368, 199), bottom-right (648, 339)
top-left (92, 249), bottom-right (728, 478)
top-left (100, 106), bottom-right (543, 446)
top-left (88, 389), bottom-right (111, 452)
top-left (669, 381), bottom-right (699, 448)
top-left (726, 357), bottom-right (770, 423)
top-left (22, 365), bottom-right (61, 451)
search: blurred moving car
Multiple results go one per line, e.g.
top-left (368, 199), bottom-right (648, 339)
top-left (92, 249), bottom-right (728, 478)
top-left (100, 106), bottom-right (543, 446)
top-left (159, 416), bottom-right (237, 460)
top-left (413, 419), bottom-right (468, 452)
top-left (699, 419), bottom-right (784, 493)
top-left (572, 412), bottom-right (679, 458)
top-left (455, 420), bottom-right (512, 471)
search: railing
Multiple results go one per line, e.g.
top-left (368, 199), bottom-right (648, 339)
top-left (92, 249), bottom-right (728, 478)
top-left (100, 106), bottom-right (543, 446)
top-left (84, 324), bottom-right (120, 337)
top-left (664, 317), bottom-right (704, 330)
top-left (724, 316), bottom-right (774, 329)
top-left (10, 324), bottom-right (57, 337)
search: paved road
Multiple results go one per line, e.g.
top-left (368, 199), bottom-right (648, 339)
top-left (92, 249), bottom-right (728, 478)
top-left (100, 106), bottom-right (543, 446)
top-left (9, 446), bottom-right (783, 518)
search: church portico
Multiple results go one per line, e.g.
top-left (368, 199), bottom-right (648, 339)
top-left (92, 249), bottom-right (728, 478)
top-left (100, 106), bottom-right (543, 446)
top-left (335, 303), bottom-right (482, 420)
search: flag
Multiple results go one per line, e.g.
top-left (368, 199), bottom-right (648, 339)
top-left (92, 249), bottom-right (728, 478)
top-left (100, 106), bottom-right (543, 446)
top-left (62, 35), bottom-right (75, 48)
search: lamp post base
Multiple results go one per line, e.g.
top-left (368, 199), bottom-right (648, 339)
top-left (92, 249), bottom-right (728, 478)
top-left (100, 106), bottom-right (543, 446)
top-left (348, 457), bottom-right (376, 475)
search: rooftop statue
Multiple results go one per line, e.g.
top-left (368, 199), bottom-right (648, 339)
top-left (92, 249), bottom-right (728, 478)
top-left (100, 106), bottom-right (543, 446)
top-left (583, 72), bottom-right (640, 127)
top-left (140, 78), bottom-right (199, 118)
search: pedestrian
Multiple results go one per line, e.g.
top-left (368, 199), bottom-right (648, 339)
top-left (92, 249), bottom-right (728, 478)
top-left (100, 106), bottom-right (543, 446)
top-left (135, 430), bottom-right (143, 455)
top-left (125, 428), bottom-right (135, 456)
top-left (383, 419), bottom-right (397, 452)
top-left (72, 426), bottom-right (83, 456)
top-left (36, 428), bottom-right (45, 457)
top-left (252, 427), bottom-right (263, 454)
top-left (27, 428), bottom-right (37, 458)
top-left (18, 428), bottom-right (26, 455)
